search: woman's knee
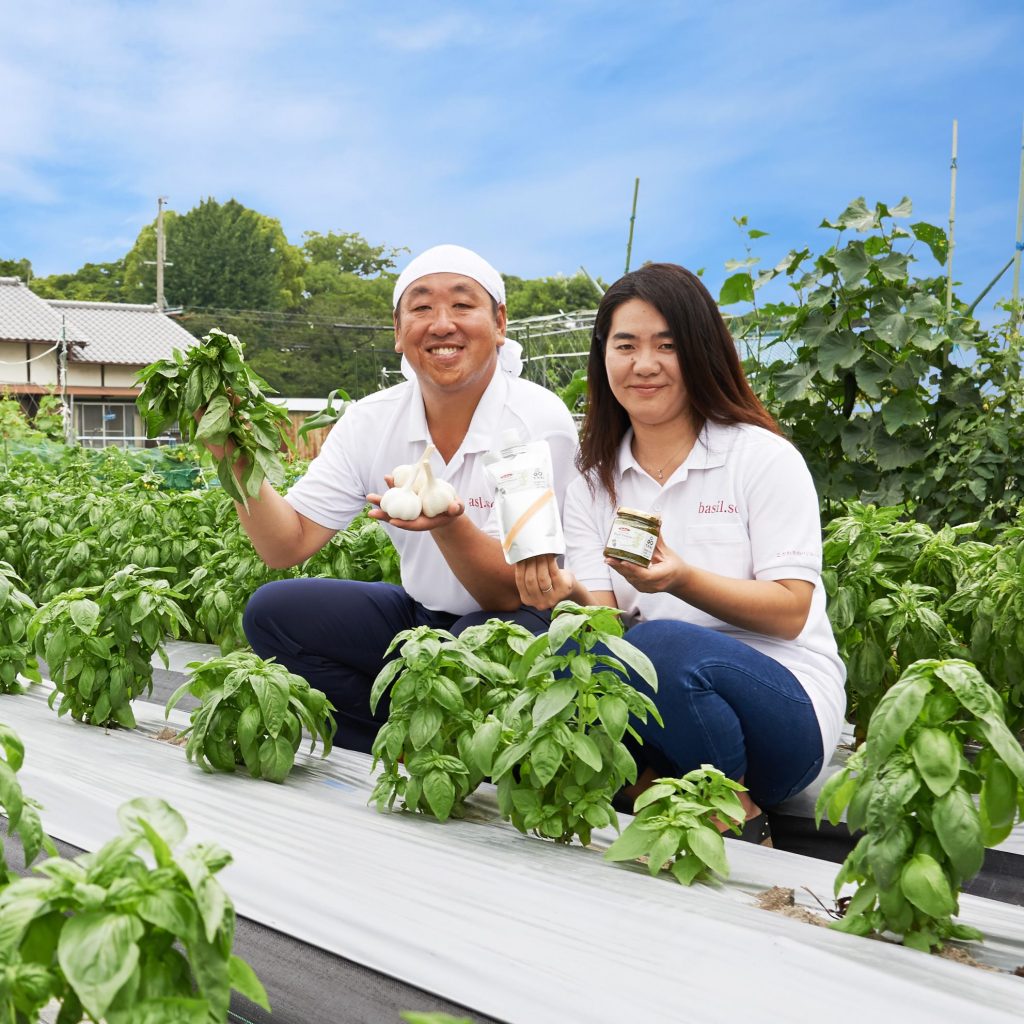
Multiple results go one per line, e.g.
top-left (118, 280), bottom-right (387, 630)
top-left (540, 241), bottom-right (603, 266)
top-left (626, 620), bottom-right (722, 695)
top-left (628, 619), bottom-right (709, 659)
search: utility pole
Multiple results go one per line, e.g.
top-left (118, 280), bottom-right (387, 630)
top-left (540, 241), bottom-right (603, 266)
top-left (156, 196), bottom-right (167, 311)
top-left (57, 316), bottom-right (74, 445)
top-left (144, 197), bottom-right (172, 310)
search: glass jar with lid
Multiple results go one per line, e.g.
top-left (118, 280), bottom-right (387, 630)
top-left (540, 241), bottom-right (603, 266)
top-left (603, 507), bottom-right (661, 567)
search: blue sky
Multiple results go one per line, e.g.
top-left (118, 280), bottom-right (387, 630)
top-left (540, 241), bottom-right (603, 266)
top-left (1, 0), bottom-right (1021, 317)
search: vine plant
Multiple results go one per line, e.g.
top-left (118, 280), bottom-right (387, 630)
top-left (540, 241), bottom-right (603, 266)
top-left (721, 199), bottom-right (1024, 529)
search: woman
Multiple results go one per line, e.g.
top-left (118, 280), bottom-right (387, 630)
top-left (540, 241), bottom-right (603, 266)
top-left (516, 263), bottom-right (846, 844)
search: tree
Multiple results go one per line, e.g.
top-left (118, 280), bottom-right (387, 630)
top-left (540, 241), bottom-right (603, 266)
top-left (504, 272), bottom-right (604, 319)
top-left (173, 272), bottom-right (399, 399)
top-left (123, 198), bottom-right (305, 311)
top-left (164, 225), bottom-right (407, 399)
top-left (0, 258), bottom-right (32, 280)
top-left (31, 261), bottom-right (126, 302)
top-left (301, 231), bottom-right (406, 280)
top-left (237, 233), bottom-right (403, 397)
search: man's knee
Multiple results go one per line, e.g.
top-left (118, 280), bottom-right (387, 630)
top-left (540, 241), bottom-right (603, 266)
top-left (452, 606), bottom-right (550, 637)
top-left (243, 580), bottom-right (288, 636)
top-left (242, 579), bottom-right (315, 658)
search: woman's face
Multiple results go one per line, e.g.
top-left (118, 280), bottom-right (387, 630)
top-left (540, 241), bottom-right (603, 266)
top-left (604, 298), bottom-right (689, 430)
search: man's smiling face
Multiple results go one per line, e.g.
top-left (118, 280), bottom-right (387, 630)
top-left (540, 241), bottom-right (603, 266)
top-left (394, 273), bottom-right (506, 400)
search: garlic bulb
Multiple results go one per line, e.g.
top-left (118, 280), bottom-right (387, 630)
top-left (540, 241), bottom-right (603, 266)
top-left (382, 444), bottom-right (459, 520)
top-left (418, 452), bottom-right (458, 517)
top-left (391, 463), bottom-right (425, 492)
top-left (379, 474), bottom-right (422, 520)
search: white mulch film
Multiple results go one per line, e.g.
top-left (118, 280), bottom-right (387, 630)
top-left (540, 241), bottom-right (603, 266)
top-left (3, 659), bottom-right (1024, 1024)
top-left (777, 732), bottom-right (1024, 857)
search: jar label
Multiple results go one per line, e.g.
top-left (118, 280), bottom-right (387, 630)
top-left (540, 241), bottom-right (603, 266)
top-left (605, 522), bottom-right (657, 561)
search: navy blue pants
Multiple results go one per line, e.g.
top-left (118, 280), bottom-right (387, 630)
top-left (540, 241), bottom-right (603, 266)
top-left (624, 620), bottom-right (824, 809)
top-left (243, 579), bottom-right (549, 754)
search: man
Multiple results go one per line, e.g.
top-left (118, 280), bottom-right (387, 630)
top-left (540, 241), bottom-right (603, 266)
top-left (237, 244), bottom-right (579, 752)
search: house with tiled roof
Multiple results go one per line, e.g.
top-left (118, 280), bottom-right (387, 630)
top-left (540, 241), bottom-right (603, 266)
top-left (0, 277), bottom-right (197, 447)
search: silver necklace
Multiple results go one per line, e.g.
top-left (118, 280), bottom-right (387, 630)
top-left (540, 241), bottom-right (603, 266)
top-left (637, 439), bottom-right (690, 482)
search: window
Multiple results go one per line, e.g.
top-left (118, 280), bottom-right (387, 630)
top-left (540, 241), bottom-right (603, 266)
top-left (75, 401), bottom-right (135, 449)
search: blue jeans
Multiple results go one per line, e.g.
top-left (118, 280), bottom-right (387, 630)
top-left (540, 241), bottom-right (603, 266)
top-left (624, 620), bottom-right (824, 810)
top-left (243, 579), bottom-right (550, 755)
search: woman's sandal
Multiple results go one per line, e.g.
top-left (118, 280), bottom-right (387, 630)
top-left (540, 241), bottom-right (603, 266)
top-left (611, 790), bottom-right (635, 815)
top-left (725, 813), bottom-right (773, 846)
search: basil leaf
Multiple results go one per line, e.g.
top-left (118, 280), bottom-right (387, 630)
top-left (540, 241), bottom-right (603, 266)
top-left (57, 912), bottom-right (143, 1021)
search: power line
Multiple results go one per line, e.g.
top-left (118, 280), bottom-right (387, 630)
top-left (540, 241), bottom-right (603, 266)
top-left (176, 305), bottom-right (393, 329)
top-left (177, 311), bottom-right (339, 326)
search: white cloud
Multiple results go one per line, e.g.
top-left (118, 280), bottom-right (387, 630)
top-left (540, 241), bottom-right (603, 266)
top-left (0, 160), bottom-right (58, 204)
top-left (1, 0), bottom-right (1021, 312)
top-left (375, 11), bottom-right (482, 53)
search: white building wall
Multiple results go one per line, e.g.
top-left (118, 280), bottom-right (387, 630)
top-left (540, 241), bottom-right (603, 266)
top-left (67, 364), bottom-right (102, 386)
top-left (0, 342), bottom-right (145, 395)
top-left (0, 341), bottom-right (58, 385)
top-left (100, 365), bottom-right (140, 387)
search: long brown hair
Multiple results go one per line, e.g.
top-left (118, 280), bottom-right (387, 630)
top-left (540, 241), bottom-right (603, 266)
top-left (578, 262), bottom-right (780, 501)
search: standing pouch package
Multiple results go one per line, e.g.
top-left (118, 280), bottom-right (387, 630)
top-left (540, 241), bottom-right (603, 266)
top-left (483, 431), bottom-right (565, 564)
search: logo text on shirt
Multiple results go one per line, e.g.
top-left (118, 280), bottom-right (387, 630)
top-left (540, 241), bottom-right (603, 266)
top-left (698, 500), bottom-right (738, 514)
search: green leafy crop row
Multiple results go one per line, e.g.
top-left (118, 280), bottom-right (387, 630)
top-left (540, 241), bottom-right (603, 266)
top-left (0, 443), bottom-right (399, 658)
top-left (824, 501), bottom-right (1024, 736)
top-left (0, 724), bottom-right (268, 1023)
top-left (363, 605), bottom-right (761, 889)
top-left (369, 604), bottom-right (660, 847)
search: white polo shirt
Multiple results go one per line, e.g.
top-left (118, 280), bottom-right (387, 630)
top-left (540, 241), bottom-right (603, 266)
top-left (286, 368), bottom-right (580, 616)
top-left (563, 420), bottom-right (847, 755)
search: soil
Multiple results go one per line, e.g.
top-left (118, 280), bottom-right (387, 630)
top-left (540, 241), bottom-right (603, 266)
top-left (936, 945), bottom-right (1000, 973)
top-left (755, 886), bottom-right (828, 927)
top-left (755, 886), bottom-right (1016, 974)
top-left (153, 726), bottom-right (188, 746)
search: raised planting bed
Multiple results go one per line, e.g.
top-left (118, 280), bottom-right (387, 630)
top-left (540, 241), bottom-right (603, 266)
top-left (3, 662), bottom-right (1024, 1024)
top-left (769, 728), bottom-right (1024, 908)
